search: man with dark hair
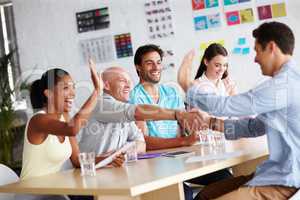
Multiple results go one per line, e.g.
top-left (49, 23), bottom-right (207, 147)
top-left (130, 44), bottom-right (199, 149)
top-left (130, 44), bottom-right (233, 200)
top-left (188, 21), bottom-right (299, 199)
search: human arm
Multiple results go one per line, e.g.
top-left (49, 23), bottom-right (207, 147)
top-left (201, 114), bottom-right (266, 140)
top-left (177, 49), bottom-right (196, 92)
top-left (144, 133), bottom-right (198, 150)
top-left (93, 99), bottom-right (203, 132)
top-left (186, 77), bottom-right (289, 117)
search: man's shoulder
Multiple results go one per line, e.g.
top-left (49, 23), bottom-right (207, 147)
top-left (159, 84), bottom-right (181, 96)
top-left (131, 84), bottom-right (143, 94)
top-left (130, 84), bottom-right (146, 102)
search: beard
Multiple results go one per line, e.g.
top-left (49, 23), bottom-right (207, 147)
top-left (141, 72), bottom-right (161, 84)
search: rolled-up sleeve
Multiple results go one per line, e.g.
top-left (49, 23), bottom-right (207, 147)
top-left (92, 96), bottom-right (137, 123)
top-left (224, 117), bottom-right (266, 140)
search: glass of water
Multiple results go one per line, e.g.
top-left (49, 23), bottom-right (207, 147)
top-left (79, 152), bottom-right (96, 176)
top-left (125, 142), bottom-right (138, 163)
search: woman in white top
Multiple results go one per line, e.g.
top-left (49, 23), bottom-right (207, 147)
top-left (177, 44), bottom-right (235, 197)
top-left (21, 60), bottom-right (124, 182)
top-left (178, 43), bottom-right (236, 96)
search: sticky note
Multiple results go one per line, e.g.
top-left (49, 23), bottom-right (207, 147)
top-left (238, 38), bottom-right (246, 45)
top-left (233, 48), bottom-right (242, 54)
top-left (242, 47), bottom-right (250, 55)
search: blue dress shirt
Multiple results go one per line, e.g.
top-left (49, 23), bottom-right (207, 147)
top-left (187, 60), bottom-right (300, 188)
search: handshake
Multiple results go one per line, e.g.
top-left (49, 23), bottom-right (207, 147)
top-left (174, 109), bottom-right (214, 133)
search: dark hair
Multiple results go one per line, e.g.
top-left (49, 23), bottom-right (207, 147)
top-left (194, 43), bottom-right (228, 80)
top-left (252, 21), bottom-right (294, 55)
top-left (134, 44), bottom-right (164, 76)
top-left (30, 68), bottom-right (69, 109)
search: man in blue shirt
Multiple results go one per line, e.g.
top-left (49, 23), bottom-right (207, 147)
top-left (130, 44), bottom-right (233, 200)
top-left (130, 44), bottom-right (199, 150)
top-left (188, 22), bottom-right (299, 199)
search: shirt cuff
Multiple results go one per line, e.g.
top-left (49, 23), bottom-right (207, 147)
top-left (224, 120), bottom-right (238, 140)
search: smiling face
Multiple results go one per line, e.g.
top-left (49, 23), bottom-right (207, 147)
top-left (204, 54), bottom-right (228, 80)
top-left (46, 75), bottom-right (75, 113)
top-left (103, 68), bottom-right (132, 102)
top-left (137, 51), bottom-right (162, 84)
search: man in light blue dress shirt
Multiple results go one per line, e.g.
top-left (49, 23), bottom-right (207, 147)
top-left (188, 22), bottom-right (299, 199)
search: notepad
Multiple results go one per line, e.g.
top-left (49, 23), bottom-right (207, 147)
top-left (95, 142), bottom-right (134, 169)
top-left (185, 151), bottom-right (243, 163)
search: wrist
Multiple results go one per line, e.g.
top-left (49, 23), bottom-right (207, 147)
top-left (209, 117), bottom-right (216, 130)
top-left (174, 110), bottom-right (183, 121)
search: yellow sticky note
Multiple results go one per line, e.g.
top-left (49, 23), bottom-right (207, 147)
top-left (240, 8), bottom-right (254, 23)
top-left (200, 43), bottom-right (208, 51)
top-left (272, 3), bottom-right (287, 18)
top-left (216, 40), bottom-right (225, 46)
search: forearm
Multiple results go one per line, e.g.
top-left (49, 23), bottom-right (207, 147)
top-left (186, 85), bottom-right (257, 117)
top-left (70, 90), bottom-right (99, 134)
top-left (144, 135), bottom-right (185, 150)
top-left (224, 117), bottom-right (266, 140)
top-left (135, 104), bottom-right (177, 121)
top-left (209, 117), bottom-right (266, 140)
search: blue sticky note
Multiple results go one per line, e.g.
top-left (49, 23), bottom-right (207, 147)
top-left (238, 38), bottom-right (246, 45)
top-left (242, 47), bottom-right (250, 55)
top-left (233, 47), bottom-right (242, 54)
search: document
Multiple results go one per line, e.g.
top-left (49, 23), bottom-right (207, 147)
top-left (95, 142), bottom-right (134, 169)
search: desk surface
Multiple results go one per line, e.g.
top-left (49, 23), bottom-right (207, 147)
top-left (0, 136), bottom-right (268, 197)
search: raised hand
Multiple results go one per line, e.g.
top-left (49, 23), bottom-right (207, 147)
top-left (88, 58), bottom-right (102, 93)
top-left (177, 49), bottom-right (196, 92)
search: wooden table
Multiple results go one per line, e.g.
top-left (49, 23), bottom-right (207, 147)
top-left (0, 136), bottom-right (268, 200)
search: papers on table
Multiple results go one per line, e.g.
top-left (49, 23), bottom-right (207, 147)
top-left (185, 151), bottom-right (243, 163)
top-left (95, 142), bottom-right (134, 169)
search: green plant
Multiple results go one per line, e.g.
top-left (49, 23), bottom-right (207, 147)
top-left (0, 52), bottom-right (16, 167)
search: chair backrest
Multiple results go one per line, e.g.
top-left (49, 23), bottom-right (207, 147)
top-left (0, 164), bottom-right (19, 200)
top-left (289, 190), bottom-right (300, 200)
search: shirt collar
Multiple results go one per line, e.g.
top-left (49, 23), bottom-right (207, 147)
top-left (274, 59), bottom-right (295, 76)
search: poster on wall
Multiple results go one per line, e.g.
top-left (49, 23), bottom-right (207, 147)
top-left (114, 33), bottom-right (133, 58)
top-left (257, 2), bottom-right (287, 20)
top-left (225, 8), bottom-right (254, 25)
top-left (194, 13), bottom-right (222, 31)
top-left (192, 0), bottom-right (219, 10)
top-left (144, 0), bottom-right (175, 40)
top-left (79, 35), bottom-right (114, 64)
top-left (223, 0), bottom-right (251, 7)
top-left (76, 7), bottom-right (110, 33)
top-left (162, 49), bottom-right (175, 70)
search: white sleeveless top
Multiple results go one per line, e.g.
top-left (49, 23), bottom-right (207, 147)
top-left (20, 111), bottom-right (72, 180)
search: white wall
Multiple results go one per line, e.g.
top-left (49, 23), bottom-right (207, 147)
top-left (12, 0), bottom-right (300, 109)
